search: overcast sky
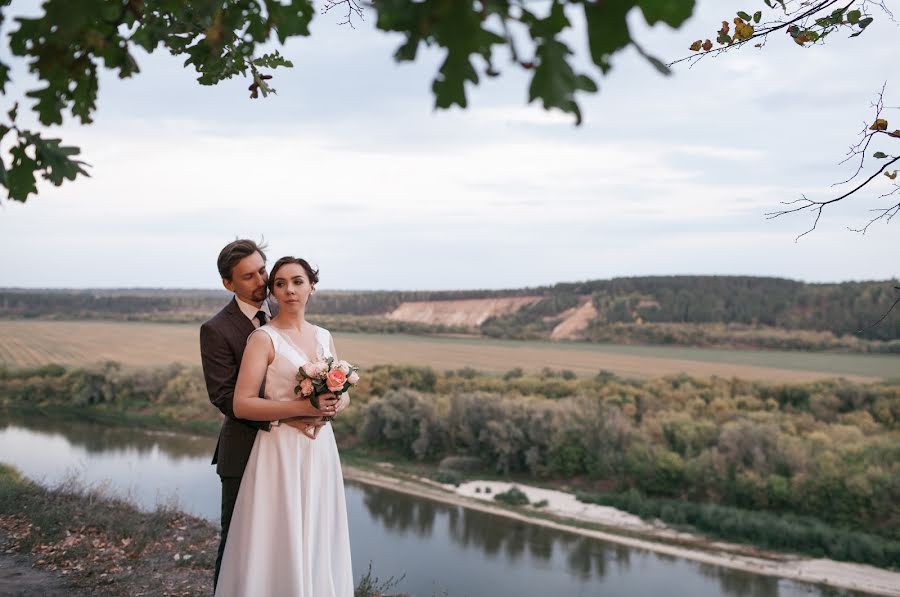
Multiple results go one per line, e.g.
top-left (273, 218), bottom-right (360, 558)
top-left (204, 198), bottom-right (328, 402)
top-left (0, 0), bottom-right (898, 290)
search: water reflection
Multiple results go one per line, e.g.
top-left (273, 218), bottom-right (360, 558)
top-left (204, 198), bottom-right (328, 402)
top-left (0, 414), bottom-right (864, 597)
top-left (0, 415), bottom-right (217, 517)
top-left (698, 563), bottom-right (781, 597)
top-left (360, 483), bottom-right (640, 581)
top-left (363, 483), bottom-right (440, 538)
top-left (0, 414), bottom-right (212, 460)
top-left (351, 478), bottom-right (855, 597)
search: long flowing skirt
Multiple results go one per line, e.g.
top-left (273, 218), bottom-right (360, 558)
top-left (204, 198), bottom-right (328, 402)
top-left (214, 423), bottom-right (353, 597)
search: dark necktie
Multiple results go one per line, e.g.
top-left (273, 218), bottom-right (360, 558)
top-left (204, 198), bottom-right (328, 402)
top-left (255, 310), bottom-right (268, 327)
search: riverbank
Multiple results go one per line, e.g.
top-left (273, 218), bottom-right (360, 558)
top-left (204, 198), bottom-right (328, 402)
top-left (0, 463), bottom-right (219, 596)
top-left (0, 464), bottom-right (404, 597)
top-left (342, 465), bottom-right (900, 597)
top-left (4, 402), bottom-right (900, 593)
top-left (2, 449), bottom-right (899, 597)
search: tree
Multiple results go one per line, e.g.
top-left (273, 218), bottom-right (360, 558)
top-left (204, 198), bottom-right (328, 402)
top-left (0, 0), bottom-right (888, 208)
top-left (675, 0), bottom-right (898, 324)
top-left (672, 0), bottom-right (895, 240)
top-left (1, 0), bottom-right (702, 203)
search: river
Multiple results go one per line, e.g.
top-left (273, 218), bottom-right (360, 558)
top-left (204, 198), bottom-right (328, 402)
top-left (0, 415), bottom-right (861, 597)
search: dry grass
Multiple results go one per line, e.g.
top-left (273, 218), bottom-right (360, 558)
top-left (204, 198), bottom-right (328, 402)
top-left (0, 320), bottom-right (895, 382)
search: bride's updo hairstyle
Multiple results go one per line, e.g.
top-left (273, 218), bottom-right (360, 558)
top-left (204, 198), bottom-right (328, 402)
top-left (268, 256), bottom-right (320, 293)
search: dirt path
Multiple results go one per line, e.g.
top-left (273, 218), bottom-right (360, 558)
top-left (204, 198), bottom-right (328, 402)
top-left (0, 531), bottom-right (82, 597)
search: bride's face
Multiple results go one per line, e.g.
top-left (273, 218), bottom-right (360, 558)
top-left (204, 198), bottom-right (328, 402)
top-left (271, 263), bottom-right (314, 310)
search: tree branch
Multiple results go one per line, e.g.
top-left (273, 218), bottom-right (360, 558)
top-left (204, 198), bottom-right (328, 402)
top-left (671, 0), bottom-right (859, 69)
top-left (765, 153), bottom-right (900, 240)
top-left (322, 0), bottom-right (365, 28)
top-left (857, 287), bottom-right (900, 332)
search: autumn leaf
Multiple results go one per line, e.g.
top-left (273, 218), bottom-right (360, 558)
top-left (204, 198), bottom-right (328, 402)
top-left (734, 19), bottom-right (754, 40)
top-left (869, 118), bottom-right (888, 131)
top-left (885, 170), bottom-right (898, 180)
top-left (702, 39), bottom-right (713, 51)
top-left (718, 20), bottom-right (730, 36)
top-left (689, 40), bottom-right (702, 51)
top-left (889, 130), bottom-right (900, 138)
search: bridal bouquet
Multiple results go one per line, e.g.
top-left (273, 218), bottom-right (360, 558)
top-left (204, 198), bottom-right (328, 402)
top-left (294, 357), bottom-right (360, 410)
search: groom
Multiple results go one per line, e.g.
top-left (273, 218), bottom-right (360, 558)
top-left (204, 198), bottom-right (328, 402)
top-left (199, 239), bottom-right (278, 590)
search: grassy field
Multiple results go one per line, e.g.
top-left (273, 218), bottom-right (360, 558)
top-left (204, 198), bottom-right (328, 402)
top-left (1, 320), bottom-right (898, 382)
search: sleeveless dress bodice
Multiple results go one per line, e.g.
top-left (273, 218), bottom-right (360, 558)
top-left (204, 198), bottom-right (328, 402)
top-left (258, 325), bottom-right (333, 402)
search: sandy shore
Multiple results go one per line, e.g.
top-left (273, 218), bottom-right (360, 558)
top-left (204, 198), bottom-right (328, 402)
top-left (343, 466), bottom-right (900, 597)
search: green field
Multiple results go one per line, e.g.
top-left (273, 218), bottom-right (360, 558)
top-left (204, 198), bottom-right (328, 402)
top-left (1, 320), bottom-right (897, 382)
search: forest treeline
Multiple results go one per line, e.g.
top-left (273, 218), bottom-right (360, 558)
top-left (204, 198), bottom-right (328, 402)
top-left (2, 361), bottom-right (898, 567)
top-left (2, 275), bottom-right (899, 348)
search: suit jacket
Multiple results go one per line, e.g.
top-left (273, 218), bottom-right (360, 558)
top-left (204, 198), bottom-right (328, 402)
top-left (200, 297), bottom-right (271, 478)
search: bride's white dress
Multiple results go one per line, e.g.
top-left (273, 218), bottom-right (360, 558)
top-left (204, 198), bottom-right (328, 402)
top-left (214, 324), bottom-right (354, 597)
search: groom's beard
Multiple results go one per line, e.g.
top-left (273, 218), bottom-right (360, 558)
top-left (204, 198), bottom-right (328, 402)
top-left (251, 286), bottom-right (268, 303)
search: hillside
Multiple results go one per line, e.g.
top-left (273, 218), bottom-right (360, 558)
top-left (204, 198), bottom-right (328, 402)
top-left (2, 275), bottom-right (898, 351)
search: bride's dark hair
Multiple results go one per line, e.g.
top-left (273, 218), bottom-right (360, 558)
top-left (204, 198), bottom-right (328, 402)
top-left (268, 256), bottom-right (320, 292)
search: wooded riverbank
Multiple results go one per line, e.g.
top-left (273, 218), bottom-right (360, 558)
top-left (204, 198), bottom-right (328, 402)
top-left (2, 361), bottom-right (898, 572)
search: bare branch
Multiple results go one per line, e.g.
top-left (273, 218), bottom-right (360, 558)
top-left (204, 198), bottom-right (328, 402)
top-left (766, 153), bottom-right (900, 239)
top-left (322, 0), bottom-right (365, 28)
top-left (835, 82), bottom-right (886, 185)
top-left (848, 195), bottom-right (900, 234)
top-left (857, 287), bottom-right (900, 332)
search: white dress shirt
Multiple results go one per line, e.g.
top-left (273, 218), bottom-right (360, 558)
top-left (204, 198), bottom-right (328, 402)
top-left (235, 295), bottom-right (272, 328)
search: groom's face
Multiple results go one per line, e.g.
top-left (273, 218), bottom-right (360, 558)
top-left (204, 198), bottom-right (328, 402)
top-left (223, 251), bottom-right (268, 305)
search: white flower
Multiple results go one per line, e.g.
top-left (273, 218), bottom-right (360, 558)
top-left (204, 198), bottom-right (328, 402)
top-left (301, 362), bottom-right (319, 378)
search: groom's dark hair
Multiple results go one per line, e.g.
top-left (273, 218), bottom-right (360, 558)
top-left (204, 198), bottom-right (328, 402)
top-left (217, 239), bottom-right (268, 280)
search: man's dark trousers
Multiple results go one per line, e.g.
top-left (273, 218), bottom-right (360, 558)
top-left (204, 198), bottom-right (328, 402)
top-left (199, 297), bottom-right (271, 590)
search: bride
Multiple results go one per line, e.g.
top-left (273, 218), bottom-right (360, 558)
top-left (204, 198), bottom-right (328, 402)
top-left (214, 256), bottom-right (354, 597)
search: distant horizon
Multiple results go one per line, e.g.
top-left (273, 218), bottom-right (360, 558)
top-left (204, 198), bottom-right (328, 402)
top-left (2, 272), bottom-right (898, 294)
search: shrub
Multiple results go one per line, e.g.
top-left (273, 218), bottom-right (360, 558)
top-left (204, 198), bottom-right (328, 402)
top-left (494, 486), bottom-right (529, 506)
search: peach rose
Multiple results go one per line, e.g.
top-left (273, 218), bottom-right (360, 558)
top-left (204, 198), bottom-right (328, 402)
top-left (347, 371), bottom-right (360, 385)
top-left (326, 368), bottom-right (347, 392)
top-left (299, 378), bottom-right (314, 397)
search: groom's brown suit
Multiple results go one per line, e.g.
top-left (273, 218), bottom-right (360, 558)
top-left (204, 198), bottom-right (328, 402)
top-left (199, 297), bottom-right (271, 589)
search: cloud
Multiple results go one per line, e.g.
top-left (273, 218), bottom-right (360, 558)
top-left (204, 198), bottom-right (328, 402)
top-left (0, 0), bottom-right (898, 289)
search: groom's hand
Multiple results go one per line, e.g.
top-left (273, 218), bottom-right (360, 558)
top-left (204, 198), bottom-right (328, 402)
top-left (282, 416), bottom-right (324, 433)
top-left (315, 393), bottom-right (339, 418)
